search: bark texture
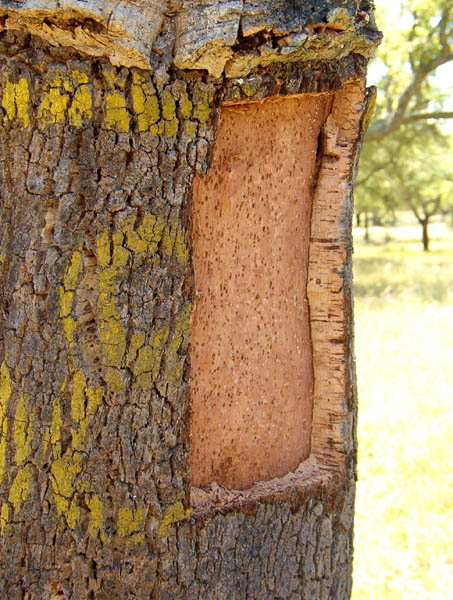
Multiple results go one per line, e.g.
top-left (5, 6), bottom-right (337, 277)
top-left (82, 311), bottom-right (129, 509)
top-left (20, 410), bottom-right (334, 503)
top-left (0, 1), bottom-right (380, 598)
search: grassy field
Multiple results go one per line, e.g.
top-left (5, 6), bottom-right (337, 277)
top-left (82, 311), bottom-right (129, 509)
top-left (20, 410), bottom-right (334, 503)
top-left (351, 217), bottom-right (453, 600)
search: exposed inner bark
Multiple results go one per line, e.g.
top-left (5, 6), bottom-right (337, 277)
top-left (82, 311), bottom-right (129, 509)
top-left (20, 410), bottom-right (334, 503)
top-left (191, 95), bottom-right (332, 490)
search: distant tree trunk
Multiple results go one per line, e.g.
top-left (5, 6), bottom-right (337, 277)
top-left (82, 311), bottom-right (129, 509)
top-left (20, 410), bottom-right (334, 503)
top-left (364, 212), bottom-right (371, 243)
top-left (356, 211), bottom-right (362, 228)
top-left (421, 219), bottom-right (430, 252)
top-left (408, 198), bottom-right (440, 253)
top-left (0, 2), bottom-right (380, 598)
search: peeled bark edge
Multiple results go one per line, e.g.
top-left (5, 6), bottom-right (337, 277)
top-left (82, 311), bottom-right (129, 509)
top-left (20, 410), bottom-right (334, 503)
top-left (0, 1), bottom-right (381, 76)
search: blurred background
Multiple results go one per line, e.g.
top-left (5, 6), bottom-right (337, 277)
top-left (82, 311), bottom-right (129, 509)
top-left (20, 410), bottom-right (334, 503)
top-left (351, 1), bottom-right (452, 598)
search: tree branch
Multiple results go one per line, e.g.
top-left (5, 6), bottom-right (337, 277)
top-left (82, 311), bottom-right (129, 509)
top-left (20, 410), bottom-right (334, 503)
top-left (400, 110), bottom-right (453, 124)
top-left (366, 6), bottom-right (452, 143)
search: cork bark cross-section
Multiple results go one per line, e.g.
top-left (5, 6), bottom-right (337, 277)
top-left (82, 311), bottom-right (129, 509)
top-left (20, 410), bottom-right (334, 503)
top-left (0, 1), bottom-right (381, 598)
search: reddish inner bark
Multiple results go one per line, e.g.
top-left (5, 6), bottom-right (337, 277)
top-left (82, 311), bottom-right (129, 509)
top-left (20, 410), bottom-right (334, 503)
top-left (190, 95), bottom-right (331, 490)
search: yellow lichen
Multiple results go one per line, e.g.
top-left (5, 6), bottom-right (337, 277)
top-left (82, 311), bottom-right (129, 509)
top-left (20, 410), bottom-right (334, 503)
top-left (117, 506), bottom-right (146, 543)
top-left (62, 317), bottom-right (77, 346)
top-left (59, 250), bottom-right (83, 346)
top-left (157, 501), bottom-right (192, 538)
top-left (66, 499), bottom-right (81, 530)
top-left (71, 371), bottom-right (86, 424)
top-left (0, 502), bottom-right (9, 535)
top-left (192, 87), bottom-right (212, 124)
top-left (38, 72), bottom-right (92, 128)
top-left (87, 494), bottom-right (103, 539)
top-left (38, 81), bottom-right (69, 126)
top-left (96, 232), bottom-right (111, 269)
top-left (71, 371), bottom-right (102, 451)
top-left (58, 289), bottom-right (74, 319)
top-left (63, 250), bottom-right (82, 291)
top-left (0, 362), bottom-right (12, 485)
top-left (51, 452), bottom-right (81, 524)
top-left (8, 465), bottom-right (31, 514)
top-left (13, 394), bottom-right (33, 466)
top-left (50, 398), bottom-right (62, 460)
top-left (126, 332), bottom-right (146, 365)
top-left (50, 373), bottom-right (101, 529)
top-left (184, 120), bottom-right (198, 139)
top-left (162, 304), bottom-right (192, 392)
top-left (40, 426), bottom-right (50, 461)
top-left (158, 89), bottom-right (179, 137)
top-left (95, 218), bottom-right (187, 392)
top-left (103, 368), bottom-right (124, 393)
top-left (164, 119), bottom-right (179, 137)
top-left (2, 78), bottom-right (30, 127)
top-left (104, 92), bottom-right (130, 133)
top-left (96, 232), bottom-right (128, 385)
top-left (67, 71), bottom-right (92, 128)
top-left (178, 90), bottom-right (193, 120)
top-left (133, 325), bottom-right (170, 390)
top-left (137, 214), bottom-right (166, 253)
top-left (161, 220), bottom-right (189, 265)
top-left (131, 72), bottom-right (160, 132)
top-left (162, 89), bottom-right (176, 121)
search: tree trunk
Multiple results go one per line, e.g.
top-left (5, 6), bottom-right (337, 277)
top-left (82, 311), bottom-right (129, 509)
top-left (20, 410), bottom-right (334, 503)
top-left (364, 212), bottom-right (371, 243)
top-left (356, 212), bottom-right (362, 228)
top-left (422, 219), bottom-right (430, 252)
top-left (0, 2), bottom-right (380, 598)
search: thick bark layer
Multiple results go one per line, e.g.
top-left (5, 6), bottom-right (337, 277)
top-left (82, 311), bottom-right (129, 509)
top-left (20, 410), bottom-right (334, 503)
top-left (0, 2), bottom-right (379, 597)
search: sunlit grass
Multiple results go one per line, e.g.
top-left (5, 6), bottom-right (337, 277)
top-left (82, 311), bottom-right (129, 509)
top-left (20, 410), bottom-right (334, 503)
top-left (351, 218), bottom-right (453, 600)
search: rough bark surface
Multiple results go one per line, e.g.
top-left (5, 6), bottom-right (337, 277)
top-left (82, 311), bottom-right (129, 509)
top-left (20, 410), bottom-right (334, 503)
top-left (0, 2), bottom-right (380, 598)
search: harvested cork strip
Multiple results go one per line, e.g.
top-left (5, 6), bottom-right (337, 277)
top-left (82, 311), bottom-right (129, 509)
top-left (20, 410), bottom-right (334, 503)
top-left (190, 94), bottom-right (333, 490)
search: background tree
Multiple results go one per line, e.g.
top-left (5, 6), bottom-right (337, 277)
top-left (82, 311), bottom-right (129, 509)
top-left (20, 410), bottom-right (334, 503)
top-left (359, 126), bottom-right (453, 250)
top-left (357, 0), bottom-right (453, 239)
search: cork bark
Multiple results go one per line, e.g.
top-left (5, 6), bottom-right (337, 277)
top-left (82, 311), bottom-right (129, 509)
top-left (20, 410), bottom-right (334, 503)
top-left (0, 2), bottom-right (380, 598)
